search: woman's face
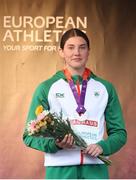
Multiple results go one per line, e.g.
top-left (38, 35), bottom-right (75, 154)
top-left (59, 36), bottom-right (90, 71)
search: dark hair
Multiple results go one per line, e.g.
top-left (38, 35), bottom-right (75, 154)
top-left (60, 28), bottom-right (90, 49)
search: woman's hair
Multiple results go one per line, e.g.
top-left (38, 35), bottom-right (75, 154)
top-left (60, 28), bottom-right (90, 49)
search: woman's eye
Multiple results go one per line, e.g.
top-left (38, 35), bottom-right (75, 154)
top-left (80, 46), bottom-right (86, 50)
top-left (68, 46), bottom-right (74, 50)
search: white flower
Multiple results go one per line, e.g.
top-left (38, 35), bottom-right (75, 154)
top-left (43, 110), bottom-right (50, 116)
top-left (37, 110), bottom-right (50, 121)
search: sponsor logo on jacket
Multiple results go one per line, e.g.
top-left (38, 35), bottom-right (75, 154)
top-left (56, 93), bottom-right (64, 98)
top-left (70, 119), bottom-right (98, 127)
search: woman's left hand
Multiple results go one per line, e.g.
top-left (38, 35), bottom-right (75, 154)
top-left (83, 144), bottom-right (103, 157)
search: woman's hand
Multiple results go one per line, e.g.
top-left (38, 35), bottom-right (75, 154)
top-left (83, 144), bottom-right (103, 157)
top-left (55, 134), bottom-right (74, 149)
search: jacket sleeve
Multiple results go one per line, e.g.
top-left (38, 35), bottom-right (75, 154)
top-left (23, 83), bottom-right (60, 153)
top-left (97, 83), bottom-right (127, 156)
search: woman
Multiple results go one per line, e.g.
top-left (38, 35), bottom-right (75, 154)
top-left (23, 28), bottom-right (127, 179)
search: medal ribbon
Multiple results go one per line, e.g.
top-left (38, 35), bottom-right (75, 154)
top-left (64, 68), bottom-right (91, 115)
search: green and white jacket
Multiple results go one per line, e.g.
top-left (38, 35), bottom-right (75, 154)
top-left (23, 70), bottom-right (127, 166)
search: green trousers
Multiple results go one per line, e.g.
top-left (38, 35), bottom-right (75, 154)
top-left (45, 164), bottom-right (109, 179)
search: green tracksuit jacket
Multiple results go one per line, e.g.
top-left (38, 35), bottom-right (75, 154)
top-left (23, 70), bottom-right (127, 177)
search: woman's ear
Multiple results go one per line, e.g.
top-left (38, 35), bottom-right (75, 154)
top-left (58, 48), bottom-right (64, 58)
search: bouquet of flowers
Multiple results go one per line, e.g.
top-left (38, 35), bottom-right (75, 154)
top-left (25, 105), bottom-right (112, 166)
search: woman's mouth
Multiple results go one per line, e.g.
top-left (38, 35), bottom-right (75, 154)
top-left (72, 58), bottom-right (82, 61)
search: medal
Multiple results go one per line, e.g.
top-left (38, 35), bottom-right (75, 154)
top-left (64, 68), bottom-right (91, 116)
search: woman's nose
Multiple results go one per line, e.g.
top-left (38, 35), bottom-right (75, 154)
top-left (74, 47), bottom-right (80, 55)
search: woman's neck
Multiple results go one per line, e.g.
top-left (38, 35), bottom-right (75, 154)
top-left (65, 66), bottom-right (86, 76)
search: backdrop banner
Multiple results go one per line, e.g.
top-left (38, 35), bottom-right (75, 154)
top-left (0, 0), bottom-right (136, 178)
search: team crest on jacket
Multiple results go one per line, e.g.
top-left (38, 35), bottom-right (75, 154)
top-left (94, 91), bottom-right (100, 97)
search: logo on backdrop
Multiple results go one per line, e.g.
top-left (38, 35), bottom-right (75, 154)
top-left (2, 16), bottom-right (88, 52)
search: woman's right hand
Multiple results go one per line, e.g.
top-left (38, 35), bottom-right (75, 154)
top-left (55, 134), bottom-right (74, 149)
